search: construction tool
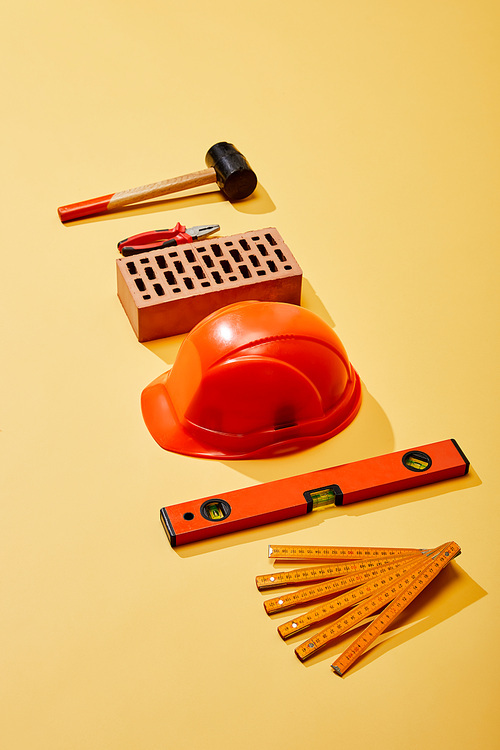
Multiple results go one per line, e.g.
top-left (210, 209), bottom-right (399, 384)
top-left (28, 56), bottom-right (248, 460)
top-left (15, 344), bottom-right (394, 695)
top-left (331, 542), bottom-right (460, 675)
top-left (117, 223), bottom-right (220, 256)
top-left (159, 439), bottom-right (469, 546)
top-left (263, 555), bottom-right (425, 618)
top-left (256, 555), bottom-right (418, 592)
top-left (257, 541), bottom-right (461, 675)
top-left (116, 228), bottom-right (302, 341)
top-left (57, 142), bottom-right (257, 222)
top-left (266, 543), bottom-right (425, 564)
top-left (294, 542), bottom-right (458, 662)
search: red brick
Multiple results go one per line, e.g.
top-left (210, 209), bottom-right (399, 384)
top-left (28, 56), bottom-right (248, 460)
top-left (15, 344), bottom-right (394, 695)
top-left (116, 227), bottom-right (302, 341)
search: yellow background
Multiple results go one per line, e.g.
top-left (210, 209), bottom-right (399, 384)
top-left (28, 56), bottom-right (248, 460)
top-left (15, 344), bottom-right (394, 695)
top-left (2, 1), bottom-right (499, 747)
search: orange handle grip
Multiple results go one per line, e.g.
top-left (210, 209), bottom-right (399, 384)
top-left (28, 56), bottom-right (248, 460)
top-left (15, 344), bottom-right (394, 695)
top-left (57, 194), bottom-right (114, 223)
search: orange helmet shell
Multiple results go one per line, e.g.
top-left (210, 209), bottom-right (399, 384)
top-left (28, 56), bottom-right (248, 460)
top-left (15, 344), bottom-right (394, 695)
top-left (141, 301), bottom-right (361, 459)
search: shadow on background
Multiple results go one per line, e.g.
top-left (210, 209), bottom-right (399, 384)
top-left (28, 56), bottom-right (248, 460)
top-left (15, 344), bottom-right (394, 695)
top-left (61, 183), bottom-right (276, 226)
top-left (221, 382), bottom-right (395, 486)
top-left (300, 279), bottom-right (336, 327)
top-left (172, 459), bottom-right (480, 560)
top-left (282, 559), bottom-right (487, 676)
top-left (138, 273), bottom-right (480, 561)
top-left (170, 380), bottom-right (399, 560)
top-left (143, 332), bottom-right (186, 368)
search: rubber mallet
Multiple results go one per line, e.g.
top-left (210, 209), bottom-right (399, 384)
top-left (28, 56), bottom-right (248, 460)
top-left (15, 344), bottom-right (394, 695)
top-left (57, 142), bottom-right (257, 223)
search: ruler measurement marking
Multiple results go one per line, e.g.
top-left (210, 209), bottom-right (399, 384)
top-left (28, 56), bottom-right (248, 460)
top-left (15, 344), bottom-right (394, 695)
top-left (331, 542), bottom-right (461, 676)
top-left (294, 543), bottom-right (454, 662)
top-left (268, 544), bottom-right (423, 563)
top-left (265, 554), bottom-right (423, 616)
top-left (256, 552), bottom-right (425, 591)
top-left (276, 555), bottom-right (432, 636)
top-left (258, 540), bottom-right (461, 675)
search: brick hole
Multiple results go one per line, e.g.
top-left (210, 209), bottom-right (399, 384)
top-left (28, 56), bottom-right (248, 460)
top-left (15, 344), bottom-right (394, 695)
top-left (202, 254), bottom-right (214, 268)
top-left (153, 284), bottom-right (165, 296)
top-left (173, 288), bottom-right (181, 293)
top-left (229, 275), bottom-right (237, 281)
top-left (230, 248), bottom-right (243, 262)
top-left (155, 256), bottom-right (167, 269)
top-left (140, 257), bottom-right (150, 264)
top-left (145, 267), bottom-right (156, 280)
top-left (239, 239), bottom-right (250, 251)
top-left (251, 236), bottom-right (260, 241)
top-left (267, 260), bottom-right (278, 272)
top-left (184, 249), bottom-right (195, 263)
top-left (212, 271), bottom-right (223, 284)
top-left (210, 243), bottom-right (222, 257)
top-left (220, 259), bottom-right (232, 274)
top-left (284, 264), bottom-right (292, 270)
top-left (135, 278), bottom-right (146, 292)
top-left (248, 254), bottom-right (260, 267)
top-left (265, 233), bottom-right (277, 246)
top-left (164, 271), bottom-right (177, 285)
top-left (256, 270), bottom-right (266, 276)
top-left (193, 265), bottom-right (206, 280)
top-left (174, 260), bottom-right (185, 274)
top-left (143, 294), bottom-right (151, 300)
top-left (257, 244), bottom-right (268, 256)
top-left (274, 248), bottom-right (286, 262)
top-left (239, 265), bottom-right (251, 278)
top-left (126, 261), bottom-right (137, 274)
top-left (224, 241), bottom-right (233, 246)
top-left (183, 277), bottom-right (194, 290)
top-left (201, 281), bottom-right (210, 288)
top-left (168, 251), bottom-right (178, 258)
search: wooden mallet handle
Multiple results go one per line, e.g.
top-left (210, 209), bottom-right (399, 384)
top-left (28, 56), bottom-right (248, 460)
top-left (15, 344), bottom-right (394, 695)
top-left (57, 142), bottom-right (257, 223)
top-left (57, 168), bottom-right (217, 223)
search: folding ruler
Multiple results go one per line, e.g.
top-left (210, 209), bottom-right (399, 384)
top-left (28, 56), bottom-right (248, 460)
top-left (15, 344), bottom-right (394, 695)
top-left (256, 541), bottom-right (461, 675)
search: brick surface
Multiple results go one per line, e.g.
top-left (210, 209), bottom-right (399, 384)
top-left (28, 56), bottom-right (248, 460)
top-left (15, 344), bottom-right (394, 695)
top-left (116, 227), bottom-right (303, 341)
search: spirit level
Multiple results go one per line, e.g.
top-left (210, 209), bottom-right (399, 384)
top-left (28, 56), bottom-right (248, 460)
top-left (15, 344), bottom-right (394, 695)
top-left (160, 439), bottom-right (469, 547)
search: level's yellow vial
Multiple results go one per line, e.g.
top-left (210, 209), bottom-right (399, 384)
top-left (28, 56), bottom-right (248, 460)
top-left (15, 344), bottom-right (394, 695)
top-left (402, 450), bottom-right (432, 472)
top-left (205, 501), bottom-right (225, 521)
top-left (309, 488), bottom-right (338, 511)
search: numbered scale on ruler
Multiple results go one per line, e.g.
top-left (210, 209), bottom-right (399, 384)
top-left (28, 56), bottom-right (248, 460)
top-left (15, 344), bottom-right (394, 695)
top-left (256, 542), bottom-right (461, 676)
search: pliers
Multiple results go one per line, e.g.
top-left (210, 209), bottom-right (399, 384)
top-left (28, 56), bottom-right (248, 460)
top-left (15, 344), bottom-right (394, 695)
top-left (117, 222), bottom-right (220, 257)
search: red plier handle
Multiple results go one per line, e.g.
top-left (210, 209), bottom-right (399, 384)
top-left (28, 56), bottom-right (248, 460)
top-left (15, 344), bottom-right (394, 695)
top-left (117, 222), bottom-right (191, 255)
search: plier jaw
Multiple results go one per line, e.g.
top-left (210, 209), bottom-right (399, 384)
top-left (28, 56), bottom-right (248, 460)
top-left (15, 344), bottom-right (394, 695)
top-left (118, 222), bottom-right (220, 256)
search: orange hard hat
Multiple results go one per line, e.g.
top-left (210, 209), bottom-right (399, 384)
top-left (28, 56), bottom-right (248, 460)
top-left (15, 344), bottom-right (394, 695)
top-left (141, 301), bottom-right (361, 459)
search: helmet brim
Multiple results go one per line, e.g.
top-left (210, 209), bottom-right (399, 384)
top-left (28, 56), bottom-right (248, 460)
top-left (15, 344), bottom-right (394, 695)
top-left (141, 368), bottom-right (362, 460)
